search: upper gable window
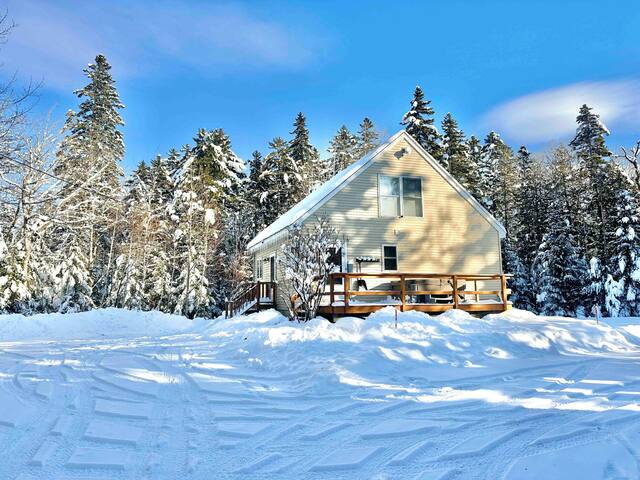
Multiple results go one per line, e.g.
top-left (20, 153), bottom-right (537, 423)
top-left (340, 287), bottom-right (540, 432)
top-left (378, 175), bottom-right (423, 217)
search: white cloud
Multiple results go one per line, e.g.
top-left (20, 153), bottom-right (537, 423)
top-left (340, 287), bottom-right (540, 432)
top-left (1, 0), bottom-right (321, 90)
top-left (482, 79), bottom-right (640, 143)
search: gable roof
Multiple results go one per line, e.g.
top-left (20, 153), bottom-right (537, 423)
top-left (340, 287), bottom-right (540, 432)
top-left (247, 130), bottom-right (506, 252)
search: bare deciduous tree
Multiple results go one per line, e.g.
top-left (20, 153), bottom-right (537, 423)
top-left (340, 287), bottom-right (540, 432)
top-left (619, 141), bottom-right (640, 192)
top-left (279, 218), bottom-right (340, 322)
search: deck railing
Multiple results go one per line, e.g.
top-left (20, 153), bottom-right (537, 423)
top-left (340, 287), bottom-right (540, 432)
top-left (321, 272), bottom-right (512, 314)
top-left (225, 281), bottom-right (276, 318)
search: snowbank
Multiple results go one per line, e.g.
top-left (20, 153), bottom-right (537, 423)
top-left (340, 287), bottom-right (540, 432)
top-left (0, 308), bottom-right (194, 342)
top-left (201, 307), bottom-right (640, 388)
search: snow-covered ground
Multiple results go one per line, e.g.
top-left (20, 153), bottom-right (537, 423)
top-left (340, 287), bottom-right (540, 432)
top-left (2, 307), bottom-right (640, 479)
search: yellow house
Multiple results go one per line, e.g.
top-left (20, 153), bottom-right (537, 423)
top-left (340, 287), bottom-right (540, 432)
top-left (233, 130), bottom-right (509, 318)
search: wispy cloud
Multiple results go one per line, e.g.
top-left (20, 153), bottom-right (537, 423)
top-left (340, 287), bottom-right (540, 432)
top-left (482, 79), bottom-right (640, 143)
top-left (1, 0), bottom-right (322, 90)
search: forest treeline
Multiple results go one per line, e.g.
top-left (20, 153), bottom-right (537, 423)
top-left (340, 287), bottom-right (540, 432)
top-left (1, 43), bottom-right (639, 318)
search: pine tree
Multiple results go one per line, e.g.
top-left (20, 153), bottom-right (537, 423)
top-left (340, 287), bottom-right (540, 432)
top-left (401, 85), bottom-right (443, 160)
top-left (356, 117), bottom-right (379, 158)
top-left (327, 125), bottom-right (358, 176)
top-left (247, 150), bottom-right (269, 233)
top-left (0, 238), bottom-right (29, 312)
top-left (260, 137), bottom-right (303, 225)
top-left (534, 208), bottom-right (588, 317)
top-left (441, 113), bottom-right (471, 182)
top-left (54, 243), bottom-right (94, 313)
top-left (478, 132), bottom-right (511, 215)
top-left (570, 104), bottom-right (613, 262)
top-left (464, 135), bottom-right (482, 199)
top-left (288, 112), bottom-right (319, 192)
top-left (169, 157), bottom-right (214, 318)
top-left (54, 54), bottom-right (125, 305)
top-left (502, 237), bottom-right (531, 309)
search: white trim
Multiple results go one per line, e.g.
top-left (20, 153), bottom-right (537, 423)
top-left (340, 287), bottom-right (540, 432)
top-left (247, 130), bottom-right (506, 251)
top-left (381, 244), bottom-right (398, 272)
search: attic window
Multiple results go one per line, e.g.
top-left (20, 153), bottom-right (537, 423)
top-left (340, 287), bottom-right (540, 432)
top-left (378, 175), bottom-right (423, 217)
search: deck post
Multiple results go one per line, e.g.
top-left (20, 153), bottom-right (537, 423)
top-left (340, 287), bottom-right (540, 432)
top-left (344, 274), bottom-right (350, 308)
top-left (400, 274), bottom-right (406, 312)
top-left (500, 274), bottom-right (508, 311)
top-left (452, 275), bottom-right (459, 309)
top-left (272, 282), bottom-right (277, 307)
top-left (256, 282), bottom-right (261, 311)
top-left (329, 274), bottom-right (335, 313)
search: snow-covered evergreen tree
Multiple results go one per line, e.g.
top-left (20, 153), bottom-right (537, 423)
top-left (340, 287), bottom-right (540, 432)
top-left (246, 150), bottom-right (269, 233)
top-left (260, 137), bottom-right (303, 226)
top-left (356, 117), bottom-right (379, 158)
top-left (401, 85), bottom-right (442, 160)
top-left (441, 113), bottom-right (472, 185)
top-left (288, 112), bottom-right (319, 192)
top-left (534, 161), bottom-right (589, 317)
top-left (478, 131), bottom-right (511, 215)
top-left (502, 237), bottom-right (531, 309)
top-left (603, 164), bottom-right (640, 316)
top-left (54, 54), bottom-right (125, 305)
top-left (0, 238), bottom-right (29, 312)
top-left (464, 135), bottom-right (482, 199)
top-left (534, 211), bottom-right (588, 316)
top-left (54, 243), bottom-right (94, 313)
top-left (327, 125), bottom-right (358, 176)
top-left (570, 104), bottom-right (613, 262)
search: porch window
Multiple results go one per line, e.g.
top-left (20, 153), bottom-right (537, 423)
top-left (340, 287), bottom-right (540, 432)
top-left (378, 175), bottom-right (423, 217)
top-left (382, 245), bottom-right (398, 271)
top-left (256, 257), bottom-right (263, 280)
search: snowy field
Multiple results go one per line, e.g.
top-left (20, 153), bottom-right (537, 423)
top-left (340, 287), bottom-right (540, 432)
top-left (2, 308), bottom-right (640, 479)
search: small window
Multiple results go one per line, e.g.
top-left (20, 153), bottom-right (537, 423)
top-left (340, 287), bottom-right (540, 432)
top-left (378, 175), bottom-right (422, 217)
top-left (382, 245), bottom-right (398, 271)
top-left (256, 258), bottom-right (263, 280)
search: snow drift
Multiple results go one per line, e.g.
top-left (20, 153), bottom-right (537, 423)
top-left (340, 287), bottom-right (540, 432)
top-left (201, 307), bottom-right (640, 390)
top-left (0, 307), bottom-right (193, 342)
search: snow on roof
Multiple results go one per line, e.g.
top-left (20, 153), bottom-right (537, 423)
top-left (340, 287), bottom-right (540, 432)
top-left (247, 130), bottom-right (506, 251)
top-left (247, 132), bottom-right (402, 251)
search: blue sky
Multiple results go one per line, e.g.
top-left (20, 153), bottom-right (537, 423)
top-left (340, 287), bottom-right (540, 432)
top-left (3, 0), bottom-right (640, 170)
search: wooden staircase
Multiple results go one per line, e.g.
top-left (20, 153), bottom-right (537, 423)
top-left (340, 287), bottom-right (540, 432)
top-left (225, 281), bottom-right (277, 318)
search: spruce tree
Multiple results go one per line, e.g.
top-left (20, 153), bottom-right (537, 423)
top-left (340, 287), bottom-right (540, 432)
top-left (288, 112), bottom-right (319, 192)
top-left (260, 137), bottom-right (304, 225)
top-left (327, 125), bottom-right (358, 176)
top-left (570, 104), bottom-right (613, 262)
top-left (441, 113), bottom-right (471, 182)
top-left (401, 85), bottom-right (443, 160)
top-left (356, 117), bottom-right (379, 158)
top-left (54, 243), bottom-right (94, 313)
top-left (54, 54), bottom-right (125, 305)
top-left (247, 150), bottom-right (269, 233)
top-left (478, 131), bottom-right (510, 214)
top-left (603, 164), bottom-right (640, 316)
top-left (464, 135), bottom-right (482, 199)
top-left (534, 207), bottom-right (588, 317)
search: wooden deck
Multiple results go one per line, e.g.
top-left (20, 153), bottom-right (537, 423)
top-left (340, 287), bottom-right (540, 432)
top-left (317, 272), bottom-right (511, 317)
